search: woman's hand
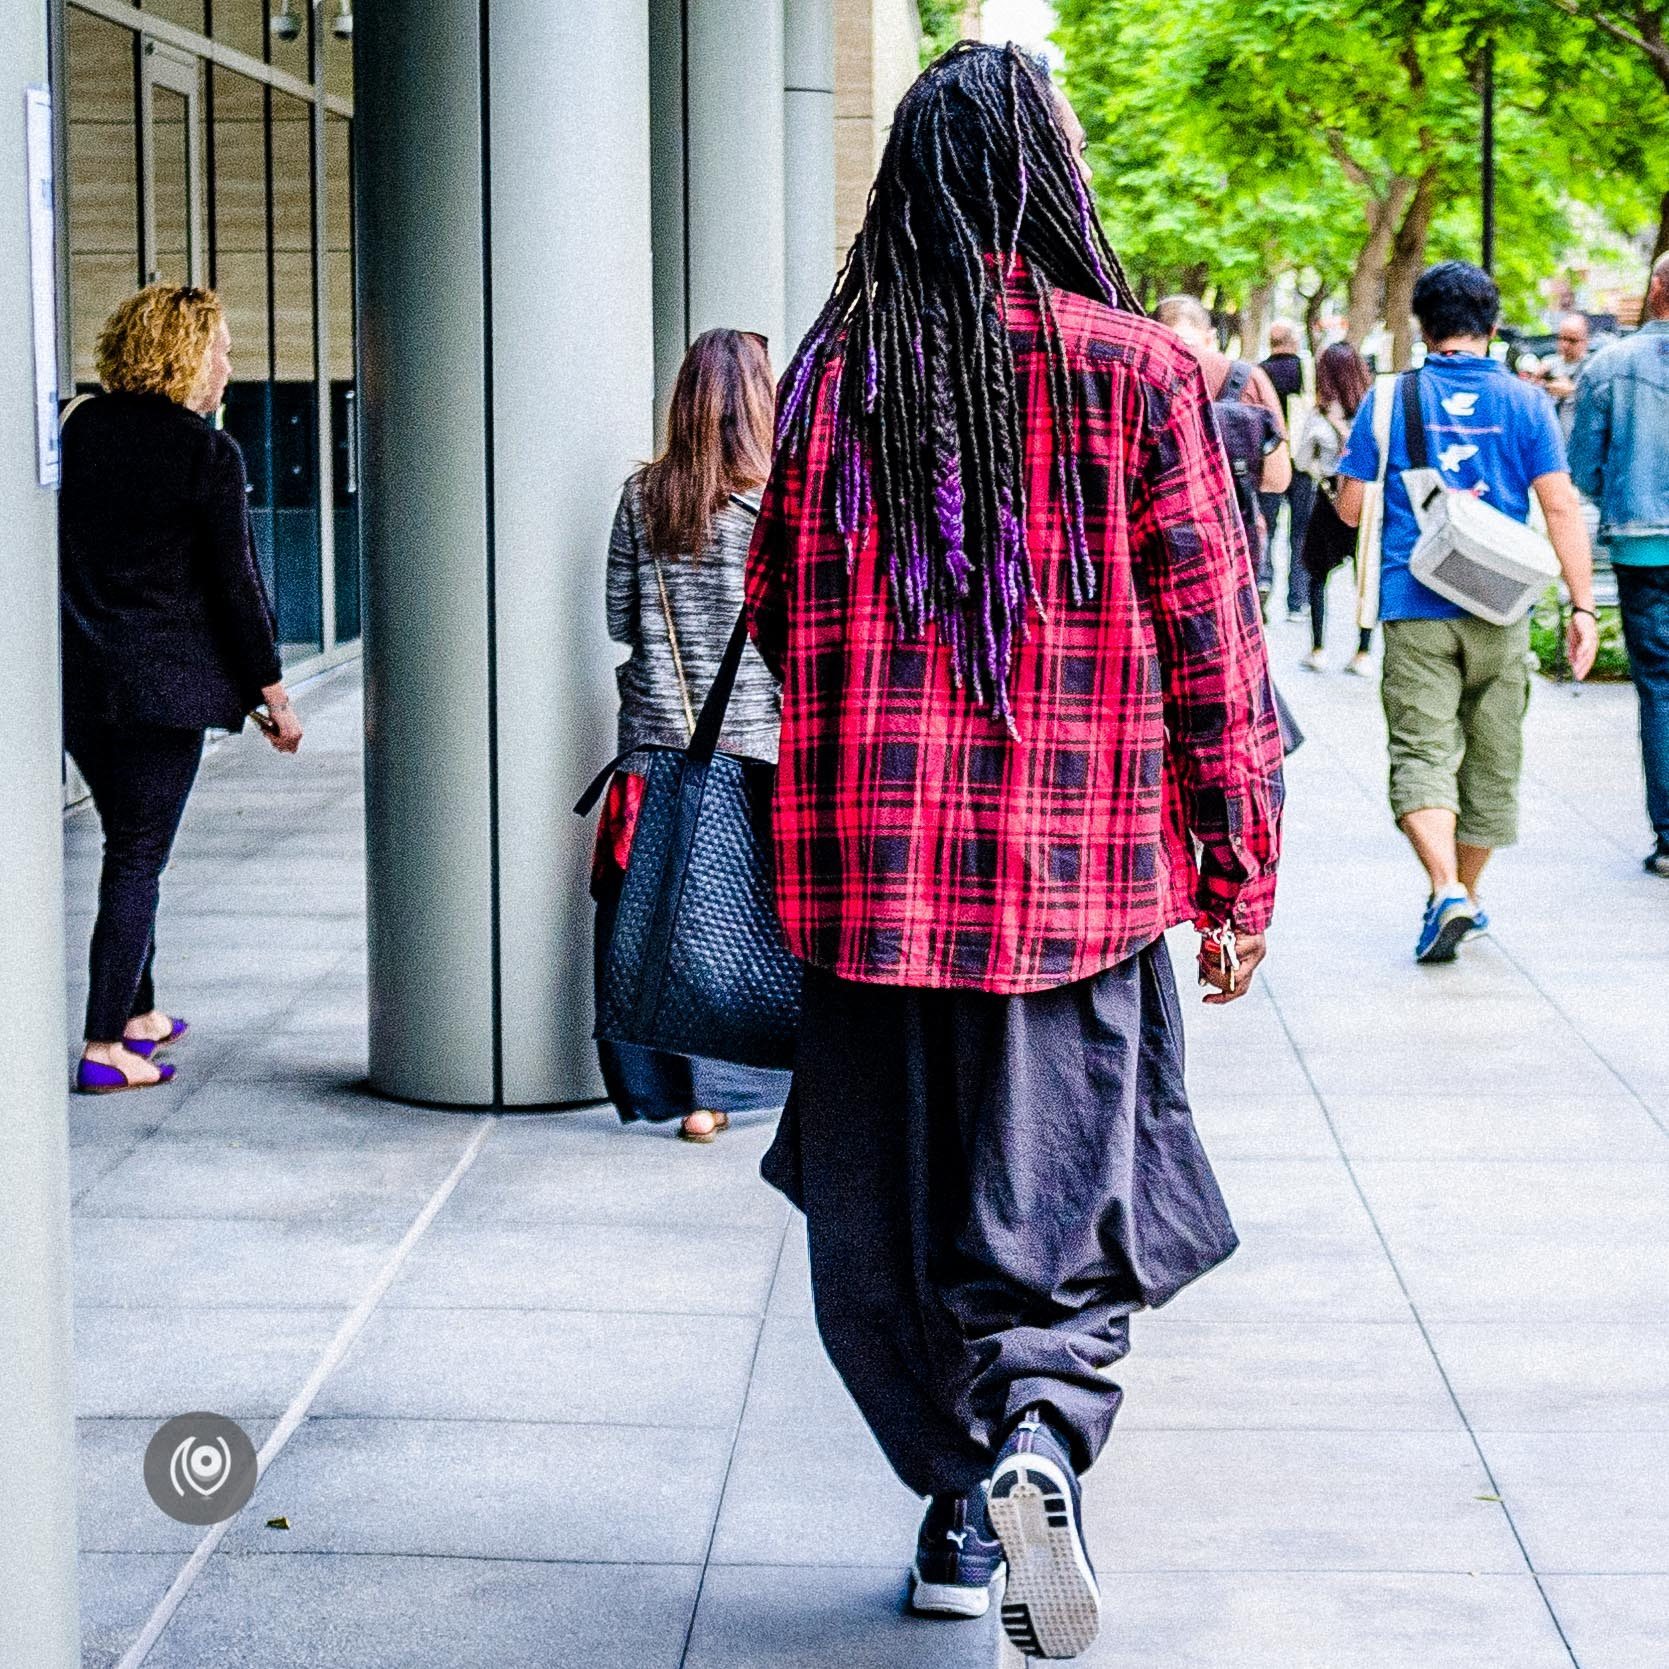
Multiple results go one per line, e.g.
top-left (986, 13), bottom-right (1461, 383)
top-left (259, 683), bottom-right (304, 754)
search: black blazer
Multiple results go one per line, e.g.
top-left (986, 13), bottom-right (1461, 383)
top-left (59, 391), bottom-right (283, 732)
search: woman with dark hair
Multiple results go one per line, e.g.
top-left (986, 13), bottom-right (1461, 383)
top-left (594, 328), bottom-right (788, 1140)
top-left (1296, 340), bottom-right (1377, 674)
top-left (61, 284), bottom-right (301, 1096)
top-left (746, 42), bottom-right (1282, 1658)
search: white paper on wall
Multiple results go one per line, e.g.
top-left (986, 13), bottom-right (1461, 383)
top-left (25, 85), bottom-right (59, 489)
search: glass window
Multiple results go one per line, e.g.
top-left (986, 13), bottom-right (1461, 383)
top-left (208, 0), bottom-right (310, 82)
top-left (212, 71), bottom-right (322, 657)
top-left (147, 83), bottom-right (193, 284)
top-left (62, 0), bottom-right (353, 659)
top-left (323, 0), bottom-right (353, 102)
top-left (65, 9), bottom-right (140, 388)
top-left (137, 0), bottom-right (206, 31)
top-left (268, 89), bottom-right (322, 657)
top-left (325, 110), bottom-right (358, 643)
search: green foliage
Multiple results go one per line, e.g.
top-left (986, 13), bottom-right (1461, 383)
top-left (917, 1), bottom-right (966, 64)
top-left (1054, 0), bottom-right (1655, 326)
top-left (1530, 588), bottom-right (1632, 680)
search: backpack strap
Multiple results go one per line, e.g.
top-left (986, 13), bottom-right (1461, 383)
top-left (1219, 359), bottom-right (1255, 403)
top-left (1399, 369), bottom-right (1429, 470)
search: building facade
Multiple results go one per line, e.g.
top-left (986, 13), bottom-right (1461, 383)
top-left (0, 2), bottom-right (926, 1662)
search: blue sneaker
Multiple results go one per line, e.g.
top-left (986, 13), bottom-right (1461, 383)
top-left (1415, 887), bottom-right (1476, 964)
top-left (1465, 898), bottom-right (1490, 939)
top-left (986, 1410), bottom-right (1100, 1659)
top-left (909, 1492), bottom-right (1004, 1619)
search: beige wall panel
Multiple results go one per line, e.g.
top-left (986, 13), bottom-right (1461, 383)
top-left (67, 124), bottom-right (137, 253)
top-left (834, 0), bottom-right (870, 119)
top-left (209, 65), bottom-right (266, 120)
top-left (139, 0), bottom-right (206, 29)
top-left (211, 249), bottom-right (273, 376)
top-left (66, 11), bottom-right (134, 119)
top-left (326, 254), bottom-right (352, 379)
top-left (324, 121), bottom-right (351, 243)
top-left (70, 253), bottom-right (140, 382)
top-left (267, 109), bottom-right (314, 252)
top-left (271, 249), bottom-right (315, 376)
top-left (211, 118), bottom-right (271, 252)
top-left (834, 113), bottom-right (871, 252)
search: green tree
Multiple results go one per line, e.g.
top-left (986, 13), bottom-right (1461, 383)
top-left (1534, 1), bottom-right (1669, 287)
top-left (1058, 0), bottom-right (1595, 362)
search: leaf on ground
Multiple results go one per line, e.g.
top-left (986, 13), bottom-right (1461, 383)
top-left (1474, 1494), bottom-right (1502, 1503)
top-left (264, 1516), bottom-right (291, 1530)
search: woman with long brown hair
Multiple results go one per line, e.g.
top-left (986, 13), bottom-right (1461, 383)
top-left (592, 328), bottom-right (786, 1139)
top-left (1296, 339), bottom-right (1377, 674)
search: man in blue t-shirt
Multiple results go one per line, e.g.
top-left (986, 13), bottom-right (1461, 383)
top-left (1336, 262), bottom-right (1598, 964)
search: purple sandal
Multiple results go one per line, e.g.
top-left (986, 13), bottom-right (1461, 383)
top-left (76, 1057), bottom-right (177, 1095)
top-left (124, 1017), bottom-right (189, 1058)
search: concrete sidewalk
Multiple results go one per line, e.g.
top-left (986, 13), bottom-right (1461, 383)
top-left (66, 588), bottom-right (1669, 1668)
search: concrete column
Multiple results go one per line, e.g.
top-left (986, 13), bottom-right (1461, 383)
top-left (0, 0), bottom-right (80, 1661)
top-left (357, 0), bottom-right (653, 1107)
top-left (784, 0), bottom-right (836, 351)
top-left (651, 0), bottom-right (786, 407)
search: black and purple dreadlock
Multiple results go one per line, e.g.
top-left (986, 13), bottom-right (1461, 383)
top-left (775, 40), bottom-right (1141, 726)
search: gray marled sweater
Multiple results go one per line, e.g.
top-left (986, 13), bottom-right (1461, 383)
top-left (607, 473), bottom-right (781, 764)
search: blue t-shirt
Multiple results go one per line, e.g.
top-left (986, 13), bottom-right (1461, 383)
top-left (1338, 354), bottom-right (1568, 620)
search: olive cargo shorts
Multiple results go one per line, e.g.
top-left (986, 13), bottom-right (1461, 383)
top-left (1381, 615), bottom-right (1532, 849)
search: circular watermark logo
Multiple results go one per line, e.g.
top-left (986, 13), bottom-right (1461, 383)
top-left (143, 1413), bottom-right (258, 1525)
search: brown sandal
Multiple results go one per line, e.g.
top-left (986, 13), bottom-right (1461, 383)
top-left (679, 1109), bottom-right (731, 1144)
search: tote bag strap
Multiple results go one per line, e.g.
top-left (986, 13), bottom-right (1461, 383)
top-left (688, 607), bottom-right (752, 766)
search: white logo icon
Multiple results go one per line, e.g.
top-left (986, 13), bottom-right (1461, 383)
top-left (1438, 443), bottom-right (1479, 473)
top-left (170, 1435), bottom-right (233, 1499)
top-left (1440, 392), bottom-right (1479, 417)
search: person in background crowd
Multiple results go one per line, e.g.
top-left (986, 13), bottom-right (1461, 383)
top-left (595, 328), bottom-right (791, 1138)
top-left (747, 43), bottom-right (1282, 1660)
top-left (1294, 341), bottom-right (1376, 675)
top-left (1335, 261), bottom-right (1597, 963)
top-left (1546, 311), bottom-right (1591, 440)
top-left (1568, 254), bottom-right (1669, 877)
top-left (60, 284), bottom-right (301, 1096)
top-left (1156, 294), bottom-right (1291, 610)
top-left (1261, 319), bottom-right (1315, 617)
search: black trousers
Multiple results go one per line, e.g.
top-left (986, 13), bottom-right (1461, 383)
top-left (1262, 475), bottom-right (1318, 612)
top-left (66, 716), bottom-right (204, 1042)
top-left (763, 940), bottom-right (1237, 1498)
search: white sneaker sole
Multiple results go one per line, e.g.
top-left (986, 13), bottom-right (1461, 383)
top-left (987, 1453), bottom-right (1100, 1659)
top-left (908, 1563), bottom-right (1003, 1619)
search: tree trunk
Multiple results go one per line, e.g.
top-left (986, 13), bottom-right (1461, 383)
top-left (1345, 177), bottom-right (1412, 348)
top-left (1383, 170), bottom-right (1437, 370)
top-left (1302, 283), bottom-right (1329, 350)
top-left (1241, 280), bottom-right (1274, 359)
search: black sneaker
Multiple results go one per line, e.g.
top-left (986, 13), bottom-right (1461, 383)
top-left (1646, 841), bottom-right (1669, 879)
top-left (908, 1492), bottom-right (1005, 1619)
top-left (986, 1410), bottom-right (1101, 1659)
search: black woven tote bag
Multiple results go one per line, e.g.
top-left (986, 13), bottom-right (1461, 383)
top-left (575, 609), bottom-right (802, 1072)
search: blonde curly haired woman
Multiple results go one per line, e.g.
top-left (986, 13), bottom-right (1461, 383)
top-left (61, 283), bottom-right (302, 1095)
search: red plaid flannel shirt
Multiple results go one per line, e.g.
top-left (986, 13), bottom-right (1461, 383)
top-left (745, 267), bottom-right (1284, 993)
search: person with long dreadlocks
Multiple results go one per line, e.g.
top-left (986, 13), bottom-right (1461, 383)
top-left (744, 42), bottom-right (1283, 1660)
